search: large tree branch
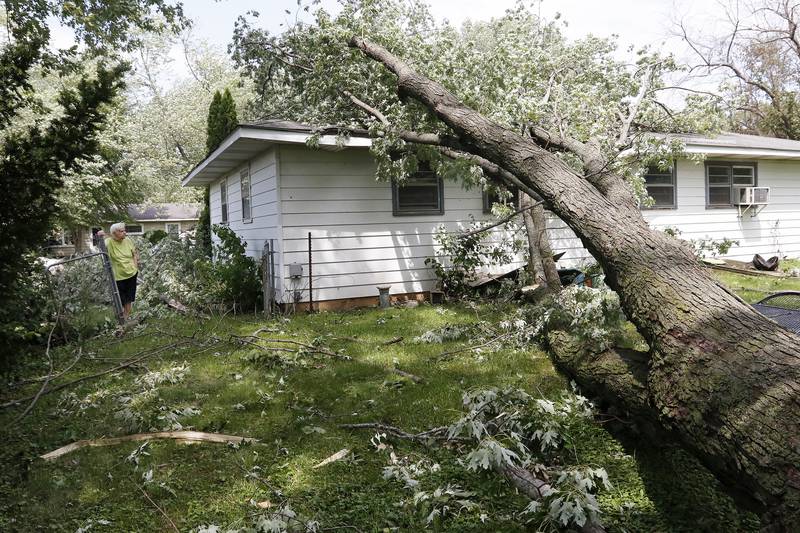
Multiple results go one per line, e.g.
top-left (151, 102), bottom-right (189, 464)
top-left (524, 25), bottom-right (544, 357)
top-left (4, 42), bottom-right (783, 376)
top-left (436, 146), bottom-right (539, 201)
top-left (617, 65), bottom-right (653, 147)
top-left (347, 36), bottom-right (646, 234)
top-left (342, 89), bottom-right (541, 199)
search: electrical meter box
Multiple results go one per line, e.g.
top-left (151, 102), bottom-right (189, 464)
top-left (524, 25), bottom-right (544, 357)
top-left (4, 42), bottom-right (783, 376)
top-left (289, 263), bottom-right (303, 279)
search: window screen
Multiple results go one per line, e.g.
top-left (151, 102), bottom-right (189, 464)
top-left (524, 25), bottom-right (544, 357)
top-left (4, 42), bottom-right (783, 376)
top-left (392, 168), bottom-right (444, 215)
top-left (643, 166), bottom-right (676, 208)
top-left (707, 163), bottom-right (756, 207)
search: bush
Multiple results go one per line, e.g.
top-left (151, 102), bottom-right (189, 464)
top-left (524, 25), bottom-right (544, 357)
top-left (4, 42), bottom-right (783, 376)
top-left (426, 217), bottom-right (523, 296)
top-left (211, 225), bottom-right (261, 312)
top-left (145, 229), bottom-right (167, 245)
top-left (0, 253), bottom-right (51, 370)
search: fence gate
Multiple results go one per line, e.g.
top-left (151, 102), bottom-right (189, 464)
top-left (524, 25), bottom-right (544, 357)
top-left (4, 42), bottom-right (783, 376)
top-left (261, 239), bottom-right (277, 317)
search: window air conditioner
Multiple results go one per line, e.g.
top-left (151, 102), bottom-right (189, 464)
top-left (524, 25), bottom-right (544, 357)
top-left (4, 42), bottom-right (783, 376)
top-left (733, 186), bottom-right (770, 205)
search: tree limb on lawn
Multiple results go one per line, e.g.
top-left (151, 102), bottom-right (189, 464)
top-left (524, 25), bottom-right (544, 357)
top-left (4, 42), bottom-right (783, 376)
top-left (340, 421), bottom-right (606, 533)
top-left (1, 340), bottom-right (195, 410)
top-left (41, 431), bottom-right (259, 461)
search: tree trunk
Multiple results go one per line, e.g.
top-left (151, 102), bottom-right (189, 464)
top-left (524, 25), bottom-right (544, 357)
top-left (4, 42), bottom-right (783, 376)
top-left (350, 37), bottom-right (800, 529)
top-left (530, 199), bottom-right (561, 290)
top-left (519, 192), bottom-right (547, 286)
top-left (520, 192), bottom-right (560, 292)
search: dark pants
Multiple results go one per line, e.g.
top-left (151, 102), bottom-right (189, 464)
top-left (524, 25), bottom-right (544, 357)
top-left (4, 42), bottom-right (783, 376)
top-left (116, 273), bottom-right (137, 305)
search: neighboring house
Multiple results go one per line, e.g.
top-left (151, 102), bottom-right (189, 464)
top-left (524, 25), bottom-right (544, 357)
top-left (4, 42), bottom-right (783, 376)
top-left (45, 203), bottom-right (201, 257)
top-left (124, 203), bottom-right (201, 237)
top-left (183, 121), bottom-right (800, 309)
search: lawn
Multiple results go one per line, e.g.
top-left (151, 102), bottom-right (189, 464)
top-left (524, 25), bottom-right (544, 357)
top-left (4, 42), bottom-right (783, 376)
top-left (709, 265), bottom-right (800, 303)
top-left (0, 274), bottom-right (781, 532)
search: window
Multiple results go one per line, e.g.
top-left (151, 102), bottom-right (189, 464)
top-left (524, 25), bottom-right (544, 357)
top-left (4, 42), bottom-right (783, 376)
top-left (643, 165), bottom-right (676, 208)
top-left (220, 179), bottom-right (229, 224)
top-left (706, 162), bottom-right (756, 207)
top-left (482, 186), bottom-right (519, 214)
top-left (392, 166), bottom-right (444, 216)
top-left (46, 230), bottom-right (73, 246)
top-left (126, 225), bottom-right (143, 235)
top-left (165, 223), bottom-right (180, 235)
top-left (240, 167), bottom-right (252, 222)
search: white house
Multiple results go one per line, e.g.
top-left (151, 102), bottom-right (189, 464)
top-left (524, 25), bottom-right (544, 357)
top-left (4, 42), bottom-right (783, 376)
top-left (183, 121), bottom-right (800, 308)
top-left (640, 133), bottom-right (800, 261)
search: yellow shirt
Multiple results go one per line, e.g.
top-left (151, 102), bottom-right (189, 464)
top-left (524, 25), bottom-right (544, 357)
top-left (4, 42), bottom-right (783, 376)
top-left (105, 237), bottom-right (138, 281)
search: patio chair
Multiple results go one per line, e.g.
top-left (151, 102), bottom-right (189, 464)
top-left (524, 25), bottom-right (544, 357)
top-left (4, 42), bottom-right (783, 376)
top-left (752, 291), bottom-right (800, 334)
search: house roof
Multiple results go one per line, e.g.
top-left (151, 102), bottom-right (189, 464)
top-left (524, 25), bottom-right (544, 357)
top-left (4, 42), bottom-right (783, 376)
top-left (183, 120), bottom-right (800, 187)
top-left (182, 119), bottom-right (372, 186)
top-left (128, 203), bottom-right (201, 221)
top-left (666, 132), bottom-right (800, 159)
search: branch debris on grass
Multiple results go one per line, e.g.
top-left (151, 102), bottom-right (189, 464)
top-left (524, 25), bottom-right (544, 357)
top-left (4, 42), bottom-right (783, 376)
top-left (41, 431), bottom-right (259, 461)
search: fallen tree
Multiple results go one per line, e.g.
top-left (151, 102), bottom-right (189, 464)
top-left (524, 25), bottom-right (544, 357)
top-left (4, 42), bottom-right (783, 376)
top-left (347, 36), bottom-right (800, 529)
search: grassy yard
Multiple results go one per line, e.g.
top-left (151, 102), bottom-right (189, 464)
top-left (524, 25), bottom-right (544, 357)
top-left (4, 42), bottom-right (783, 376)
top-left (1, 271), bottom-right (786, 532)
top-left (710, 266), bottom-right (800, 302)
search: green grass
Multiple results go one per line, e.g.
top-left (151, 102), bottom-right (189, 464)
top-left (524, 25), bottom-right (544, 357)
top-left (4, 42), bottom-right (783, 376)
top-left (710, 267), bottom-right (800, 302)
top-left (0, 303), bottom-right (760, 532)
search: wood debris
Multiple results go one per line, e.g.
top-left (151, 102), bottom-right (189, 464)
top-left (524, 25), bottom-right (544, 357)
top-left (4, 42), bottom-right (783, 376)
top-left (41, 431), bottom-right (258, 461)
top-left (313, 448), bottom-right (351, 469)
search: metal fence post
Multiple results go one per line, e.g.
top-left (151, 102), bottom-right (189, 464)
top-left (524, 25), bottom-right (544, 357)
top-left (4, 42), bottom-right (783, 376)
top-left (262, 240), bottom-right (273, 318)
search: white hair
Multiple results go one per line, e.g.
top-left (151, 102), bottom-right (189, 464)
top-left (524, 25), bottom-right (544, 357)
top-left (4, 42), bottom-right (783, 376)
top-left (110, 222), bottom-right (126, 234)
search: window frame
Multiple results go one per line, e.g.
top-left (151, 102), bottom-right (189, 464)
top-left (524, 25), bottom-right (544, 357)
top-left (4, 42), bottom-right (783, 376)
top-left (642, 164), bottom-right (677, 210)
top-left (220, 178), bottom-right (229, 225)
top-left (240, 165), bottom-right (253, 223)
top-left (391, 168), bottom-right (445, 216)
top-left (126, 224), bottom-right (144, 235)
top-left (704, 161), bottom-right (758, 209)
top-left (165, 222), bottom-right (181, 235)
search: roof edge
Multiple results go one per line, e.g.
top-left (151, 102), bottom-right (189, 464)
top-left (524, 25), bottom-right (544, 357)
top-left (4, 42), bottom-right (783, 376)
top-left (182, 125), bottom-right (373, 187)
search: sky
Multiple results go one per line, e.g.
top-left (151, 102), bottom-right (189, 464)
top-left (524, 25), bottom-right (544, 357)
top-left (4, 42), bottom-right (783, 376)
top-left (179, 0), bottom-right (702, 57)
top-left (46, 0), bottom-right (727, 96)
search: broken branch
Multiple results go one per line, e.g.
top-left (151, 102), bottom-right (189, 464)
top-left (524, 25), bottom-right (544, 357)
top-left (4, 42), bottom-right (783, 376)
top-left (458, 201), bottom-right (544, 239)
top-left (391, 368), bottom-right (424, 383)
top-left (138, 483), bottom-right (180, 532)
top-left (41, 431), bottom-right (259, 461)
top-left (1, 341), bottom-right (194, 410)
top-left (436, 332), bottom-right (511, 361)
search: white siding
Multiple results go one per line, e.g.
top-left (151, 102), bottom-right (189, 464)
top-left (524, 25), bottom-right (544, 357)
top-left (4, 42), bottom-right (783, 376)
top-left (278, 144), bottom-right (532, 303)
top-left (209, 147), bottom-right (282, 293)
top-left (204, 142), bottom-right (800, 306)
top-left (643, 158), bottom-right (800, 260)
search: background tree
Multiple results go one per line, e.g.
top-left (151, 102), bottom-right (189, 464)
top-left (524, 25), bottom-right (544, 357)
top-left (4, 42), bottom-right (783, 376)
top-left (229, 1), bottom-right (799, 526)
top-left (117, 33), bottom-right (252, 203)
top-left (679, 0), bottom-right (800, 138)
top-left (0, 0), bottom-right (184, 359)
top-left (198, 87), bottom-right (240, 255)
top-left (207, 88), bottom-right (239, 154)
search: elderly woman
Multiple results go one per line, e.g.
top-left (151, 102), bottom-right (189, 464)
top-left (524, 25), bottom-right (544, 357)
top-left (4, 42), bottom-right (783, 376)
top-left (99, 223), bottom-right (140, 320)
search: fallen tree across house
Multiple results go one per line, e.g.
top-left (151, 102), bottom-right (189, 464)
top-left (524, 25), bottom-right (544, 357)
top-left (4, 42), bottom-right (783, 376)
top-left (347, 36), bottom-right (800, 529)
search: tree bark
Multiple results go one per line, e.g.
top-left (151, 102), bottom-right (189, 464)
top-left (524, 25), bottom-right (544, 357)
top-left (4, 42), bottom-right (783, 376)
top-left (530, 199), bottom-right (561, 291)
top-left (520, 192), bottom-right (560, 292)
top-left (520, 192), bottom-right (547, 286)
top-left (350, 36), bottom-right (800, 530)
